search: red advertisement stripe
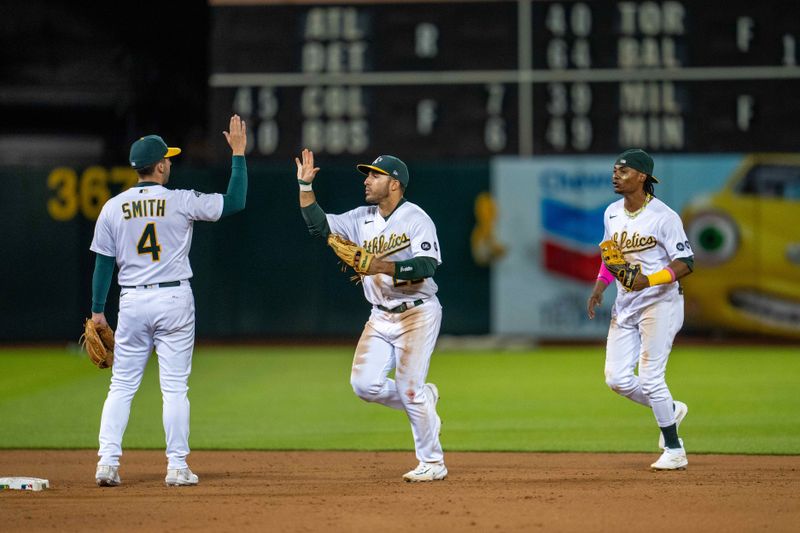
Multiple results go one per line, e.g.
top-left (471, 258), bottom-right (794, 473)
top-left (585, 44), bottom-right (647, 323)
top-left (544, 241), bottom-right (601, 282)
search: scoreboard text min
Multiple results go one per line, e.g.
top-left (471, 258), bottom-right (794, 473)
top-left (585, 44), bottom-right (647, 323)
top-left (209, 0), bottom-right (800, 159)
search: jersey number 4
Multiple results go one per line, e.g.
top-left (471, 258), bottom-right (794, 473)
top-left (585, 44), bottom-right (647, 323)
top-left (137, 222), bottom-right (161, 261)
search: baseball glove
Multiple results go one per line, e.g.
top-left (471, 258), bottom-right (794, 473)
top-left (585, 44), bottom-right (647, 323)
top-left (600, 239), bottom-right (642, 292)
top-left (80, 318), bottom-right (114, 369)
top-left (327, 233), bottom-right (374, 275)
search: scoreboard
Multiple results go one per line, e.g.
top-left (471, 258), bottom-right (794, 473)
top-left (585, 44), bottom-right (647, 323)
top-left (209, 0), bottom-right (800, 159)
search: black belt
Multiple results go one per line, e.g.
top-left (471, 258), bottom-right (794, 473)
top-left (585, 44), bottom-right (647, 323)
top-left (377, 299), bottom-right (425, 313)
top-left (121, 281), bottom-right (182, 289)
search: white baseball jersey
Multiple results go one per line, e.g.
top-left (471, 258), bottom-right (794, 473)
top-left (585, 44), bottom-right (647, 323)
top-left (90, 184), bottom-right (223, 286)
top-left (602, 196), bottom-right (692, 325)
top-left (327, 200), bottom-right (441, 308)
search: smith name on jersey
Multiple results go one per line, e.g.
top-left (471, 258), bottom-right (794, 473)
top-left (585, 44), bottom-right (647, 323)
top-left (91, 184), bottom-right (223, 288)
top-left (121, 199), bottom-right (166, 219)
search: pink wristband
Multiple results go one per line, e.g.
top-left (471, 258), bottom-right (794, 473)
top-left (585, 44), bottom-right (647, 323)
top-left (597, 262), bottom-right (615, 286)
top-left (665, 266), bottom-right (676, 282)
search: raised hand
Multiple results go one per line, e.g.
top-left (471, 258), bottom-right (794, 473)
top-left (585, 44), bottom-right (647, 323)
top-left (223, 114), bottom-right (247, 156)
top-left (295, 148), bottom-right (321, 184)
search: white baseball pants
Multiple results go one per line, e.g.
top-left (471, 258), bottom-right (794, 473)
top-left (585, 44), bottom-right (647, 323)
top-left (97, 283), bottom-right (195, 470)
top-left (350, 298), bottom-right (444, 464)
top-left (604, 295), bottom-right (684, 427)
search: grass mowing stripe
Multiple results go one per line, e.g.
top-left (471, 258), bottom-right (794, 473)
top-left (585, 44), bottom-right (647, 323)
top-left (0, 346), bottom-right (797, 453)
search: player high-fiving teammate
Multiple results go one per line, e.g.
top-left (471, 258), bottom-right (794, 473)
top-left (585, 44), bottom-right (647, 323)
top-left (587, 149), bottom-right (694, 471)
top-left (296, 149), bottom-right (447, 482)
top-left (90, 115), bottom-right (248, 487)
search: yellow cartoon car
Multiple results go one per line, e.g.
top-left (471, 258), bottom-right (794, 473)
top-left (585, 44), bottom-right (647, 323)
top-left (681, 154), bottom-right (800, 339)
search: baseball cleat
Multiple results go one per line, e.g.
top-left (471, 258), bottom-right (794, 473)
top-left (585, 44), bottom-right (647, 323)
top-left (651, 440), bottom-right (688, 471)
top-left (659, 401), bottom-right (689, 449)
top-left (403, 462), bottom-right (448, 482)
top-left (165, 467), bottom-right (199, 486)
top-left (95, 465), bottom-right (121, 487)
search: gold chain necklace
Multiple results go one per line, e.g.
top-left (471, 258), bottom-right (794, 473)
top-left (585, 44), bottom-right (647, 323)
top-left (624, 194), bottom-right (652, 219)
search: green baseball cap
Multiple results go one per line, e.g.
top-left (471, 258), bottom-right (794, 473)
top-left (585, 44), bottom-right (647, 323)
top-left (129, 135), bottom-right (181, 169)
top-left (357, 155), bottom-right (409, 187)
top-left (615, 148), bottom-right (659, 183)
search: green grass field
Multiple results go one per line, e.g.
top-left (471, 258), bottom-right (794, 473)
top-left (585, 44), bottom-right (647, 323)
top-left (1, 345), bottom-right (798, 453)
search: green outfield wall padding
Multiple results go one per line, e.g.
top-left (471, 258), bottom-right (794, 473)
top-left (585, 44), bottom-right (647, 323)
top-left (1, 161), bottom-right (490, 340)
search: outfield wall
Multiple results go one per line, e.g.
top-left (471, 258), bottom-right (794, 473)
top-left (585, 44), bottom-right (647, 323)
top-left (1, 161), bottom-right (490, 341)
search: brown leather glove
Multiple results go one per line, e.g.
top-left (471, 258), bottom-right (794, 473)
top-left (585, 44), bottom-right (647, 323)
top-left (80, 318), bottom-right (114, 369)
top-left (327, 233), bottom-right (374, 274)
top-left (600, 239), bottom-right (642, 292)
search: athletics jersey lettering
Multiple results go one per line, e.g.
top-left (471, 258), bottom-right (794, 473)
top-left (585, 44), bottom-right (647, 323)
top-left (122, 199), bottom-right (166, 219)
top-left (612, 230), bottom-right (657, 253)
top-left (326, 200), bottom-right (441, 309)
top-left (602, 196), bottom-right (691, 325)
top-left (363, 233), bottom-right (410, 255)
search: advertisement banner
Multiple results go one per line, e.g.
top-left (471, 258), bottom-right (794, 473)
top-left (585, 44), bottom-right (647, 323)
top-left (490, 154), bottom-right (752, 339)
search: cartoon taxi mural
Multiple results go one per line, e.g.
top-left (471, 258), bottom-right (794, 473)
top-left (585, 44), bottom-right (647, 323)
top-left (681, 154), bottom-right (800, 338)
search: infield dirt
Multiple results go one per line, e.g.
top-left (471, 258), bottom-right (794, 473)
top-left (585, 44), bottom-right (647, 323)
top-left (1, 450), bottom-right (797, 532)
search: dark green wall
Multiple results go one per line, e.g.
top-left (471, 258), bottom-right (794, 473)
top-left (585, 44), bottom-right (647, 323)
top-left (1, 161), bottom-right (490, 341)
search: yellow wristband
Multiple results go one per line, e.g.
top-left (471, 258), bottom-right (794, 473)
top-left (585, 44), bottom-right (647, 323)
top-left (646, 268), bottom-right (675, 287)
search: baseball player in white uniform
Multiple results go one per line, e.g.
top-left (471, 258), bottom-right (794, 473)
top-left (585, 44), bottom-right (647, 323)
top-left (587, 149), bottom-right (694, 471)
top-left (295, 149), bottom-right (447, 482)
top-left (90, 115), bottom-right (248, 487)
